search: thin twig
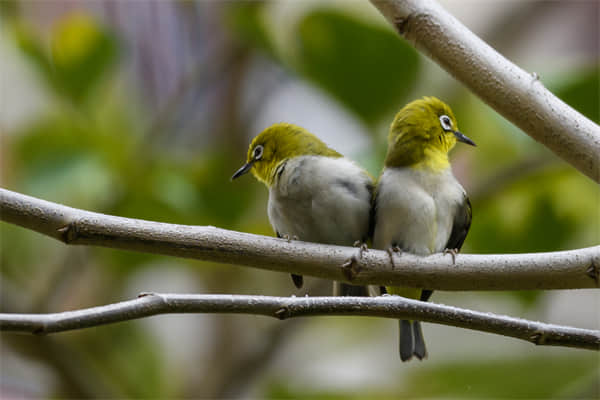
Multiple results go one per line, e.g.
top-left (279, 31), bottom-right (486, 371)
top-left (369, 0), bottom-right (600, 183)
top-left (1, 188), bottom-right (599, 290)
top-left (1, 293), bottom-right (598, 351)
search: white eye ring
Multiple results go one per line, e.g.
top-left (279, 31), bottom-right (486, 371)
top-left (439, 115), bottom-right (453, 131)
top-left (253, 145), bottom-right (264, 160)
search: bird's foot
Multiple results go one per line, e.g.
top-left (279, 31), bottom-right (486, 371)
top-left (290, 273), bottom-right (303, 289)
top-left (282, 234), bottom-right (299, 243)
top-left (353, 240), bottom-right (369, 259)
top-left (443, 248), bottom-right (459, 264)
top-left (387, 246), bottom-right (402, 269)
top-left (341, 255), bottom-right (361, 281)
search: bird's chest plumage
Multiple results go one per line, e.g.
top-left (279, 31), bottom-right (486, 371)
top-left (373, 167), bottom-right (465, 255)
top-left (267, 156), bottom-right (372, 245)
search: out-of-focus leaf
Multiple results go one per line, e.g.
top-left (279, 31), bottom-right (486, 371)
top-left (50, 12), bottom-right (118, 104)
top-left (402, 355), bottom-right (599, 398)
top-left (468, 168), bottom-right (594, 255)
top-left (190, 153), bottom-right (260, 227)
top-left (13, 21), bottom-right (54, 80)
top-left (555, 68), bottom-right (599, 124)
top-left (265, 354), bottom-right (598, 398)
top-left (73, 324), bottom-right (169, 398)
top-left (226, 2), bottom-right (276, 57)
top-left (0, 0), bottom-right (19, 20)
top-left (12, 12), bottom-right (117, 105)
top-left (296, 10), bottom-right (420, 125)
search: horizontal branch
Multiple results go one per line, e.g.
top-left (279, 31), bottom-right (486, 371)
top-left (370, 0), bottom-right (600, 183)
top-left (1, 293), bottom-right (598, 351)
top-left (2, 188), bottom-right (599, 290)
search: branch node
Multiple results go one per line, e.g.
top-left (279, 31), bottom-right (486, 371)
top-left (32, 326), bottom-right (47, 336)
top-left (274, 307), bottom-right (290, 320)
top-left (393, 13), bottom-right (414, 35)
top-left (341, 256), bottom-right (361, 281)
top-left (354, 241), bottom-right (369, 258)
top-left (586, 259), bottom-right (599, 286)
top-left (57, 222), bottom-right (78, 244)
top-left (529, 331), bottom-right (546, 345)
top-left (443, 248), bottom-right (459, 265)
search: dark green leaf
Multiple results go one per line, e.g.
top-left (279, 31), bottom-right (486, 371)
top-left (555, 68), bottom-right (599, 123)
top-left (296, 10), bottom-right (420, 125)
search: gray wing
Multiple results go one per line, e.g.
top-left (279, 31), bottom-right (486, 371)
top-left (421, 196), bottom-right (472, 302)
top-left (445, 196), bottom-right (472, 251)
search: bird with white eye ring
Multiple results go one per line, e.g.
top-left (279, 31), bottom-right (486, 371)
top-left (372, 97), bottom-right (475, 361)
top-left (232, 123), bottom-right (374, 296)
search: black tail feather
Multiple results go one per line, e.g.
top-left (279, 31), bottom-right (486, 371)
top-left (291, 274), bottom-right (303, 289)
top-left (399, 320), bottom-right (414, 362)
top-left (399, 320), bottom-right (427, 361)
top-left (413, 321), bottom-right (427, 360)
top-left (334, 282), bottom-right (369, 296)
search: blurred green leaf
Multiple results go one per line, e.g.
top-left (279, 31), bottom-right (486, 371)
top-left (555, 68), bottom-right (599, 124)
top-left (403, 355), bottom-right (599, 398)
top-left (226, 2), bottom-right (276, 57)
top-left (74, 324), bottom-right (169, 398)
top-left (13, 21), bottom-right (54, 80)
top-left (468, 168), bottom-right (595, 255)
top-left (296, 10), bottom-right (420, 125)
top-left (0, 0), bottom-right (19, 20)
top-left (50, 12), bottom-right (118, 104)
top-left (13, 12), bottom-right (118, 105)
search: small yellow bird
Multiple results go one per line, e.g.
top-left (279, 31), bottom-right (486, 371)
top-left (373, 97), bottom-right (475, 361)
top-left (232, 123), bottom-right (373, 295)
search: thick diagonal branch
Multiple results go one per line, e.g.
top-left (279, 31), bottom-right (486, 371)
top-left (2, 188), bottom-right (599, 290)
top-left (370, 0), bottom-right (600, 183)
top-left (1, 293), bottom-right (598, 351)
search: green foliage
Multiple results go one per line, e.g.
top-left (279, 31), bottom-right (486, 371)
top-left (555, 68), bottom-right (599, 124)
top-left (265, 355), bottom-right (599, 399)
top-left (2, 2), bottom-right (599, 398)
top-left (227, 7), bottom-right (420, 126)
top-left (296, 10), bottom-right (419, 125)
top-left (403, 355), bottom-right (599, 398)
top-left (226, 2), bottom-right (276, 57)
top-left (13, 13), bottom-right (117, 105)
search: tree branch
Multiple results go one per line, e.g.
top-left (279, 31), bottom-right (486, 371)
top-left (1, 293), bottom-right (598, 351)
top-left (370, 0), bottom-right (600, 183)
top-left (1, 188), bottom-right (599, 290)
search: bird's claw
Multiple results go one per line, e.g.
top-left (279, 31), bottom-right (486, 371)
top-left (387, 246), bottom-right (401, 269)
top-left (341, 255), bottom-right (360, 281)
top-left (353, 241), bottom-right (369, 258)
top-left (282, 234), bottom-right (299, 243)
top-left (443, 248), bottom-right (459, 264)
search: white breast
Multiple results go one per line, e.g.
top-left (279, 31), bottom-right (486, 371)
top-left (268, 156), bottom-right (373, 246)
top-left (373, 167), bottom-right (465, 255)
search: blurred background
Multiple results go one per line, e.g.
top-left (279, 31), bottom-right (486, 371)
top-left (1, 0), bottom-right (598, 398)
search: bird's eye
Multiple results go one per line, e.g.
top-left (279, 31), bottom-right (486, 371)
top-left (253, 145), bottom-right (264, 160)
top-left (439, 115), bottom-right (453, 131)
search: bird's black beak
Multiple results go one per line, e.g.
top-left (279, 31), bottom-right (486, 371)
top-left (453, 131), bottom-right (476, 146)
top-left (231, 160), bottom-right (255, 181)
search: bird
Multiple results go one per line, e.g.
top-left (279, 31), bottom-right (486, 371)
top-left (232, 122), bottom-right (374, 295)
top-left (372, 97), bottom-right (475, 361)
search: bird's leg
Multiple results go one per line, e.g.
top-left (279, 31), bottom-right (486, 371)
top-left (282, 234), bottom-right (299, 243)
top-left (341, 255), bottom-right (359, 282)
top-left (341, 240), bottom-right (368, 278)
top-left (353, 240), bottom-right (369, 259)
top-left (281, 234), bottom-right (302, 287)
top-left (387, 245), bottom-right (402, 269)
top-left (443, 248), bottom-right (459, 265)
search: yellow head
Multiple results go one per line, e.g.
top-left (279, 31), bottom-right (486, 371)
top-left (384, 97), bottom-right (475, 170)
top-left (231, 123), bottom-right (341, 187)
